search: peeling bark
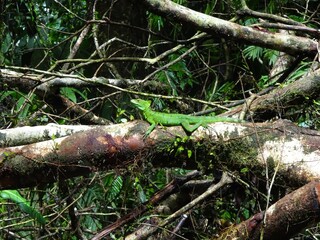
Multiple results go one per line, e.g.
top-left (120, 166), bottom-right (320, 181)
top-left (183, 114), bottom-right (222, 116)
top-left (0, 121), bottom-right (151, 189)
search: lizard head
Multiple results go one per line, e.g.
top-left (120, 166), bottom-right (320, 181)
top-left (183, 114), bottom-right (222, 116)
top-left (131, 99), bottom-right (151, 111)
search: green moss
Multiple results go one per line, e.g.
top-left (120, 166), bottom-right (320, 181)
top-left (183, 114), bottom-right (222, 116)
top-left (194, 137), bottom-right (260, 174)
top-left (9, 155), bottom-right (35, 175)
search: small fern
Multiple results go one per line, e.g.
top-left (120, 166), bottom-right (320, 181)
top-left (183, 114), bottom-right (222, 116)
top-left (243, 46), bottom-right (263, 61)
top-left (106, 176), bottom-right (123, 202)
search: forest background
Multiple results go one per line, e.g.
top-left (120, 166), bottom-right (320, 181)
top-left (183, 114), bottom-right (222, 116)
top-left (1, 0), bottom-right (320, 239)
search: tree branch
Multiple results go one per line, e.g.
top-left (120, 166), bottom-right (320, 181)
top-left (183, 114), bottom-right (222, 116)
top-left (140, 0), bottom-right (317, 56)
top-left (219, 180), bottom-right (320, 239)
top-left (1, 120), bottom-right (320, 189)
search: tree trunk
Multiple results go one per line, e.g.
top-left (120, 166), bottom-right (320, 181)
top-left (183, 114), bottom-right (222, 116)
top-left (1, 119), bottom-right (320, 189)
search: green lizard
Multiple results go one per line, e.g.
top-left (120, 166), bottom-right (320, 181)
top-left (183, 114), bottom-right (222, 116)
top-left (131, 99), bottom-right (243, 136)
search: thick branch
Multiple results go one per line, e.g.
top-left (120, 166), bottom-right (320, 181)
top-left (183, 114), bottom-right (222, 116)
top-left (140, 0), bottom-right (317, 56)
top-left (1, 120), bottom-right (320, 189)
top-left (219, 180), bottom-right (320, 239)
top-left (223, 68), bottom-right (320, 120)
top-left (0, 124), bottom-right (93, 147)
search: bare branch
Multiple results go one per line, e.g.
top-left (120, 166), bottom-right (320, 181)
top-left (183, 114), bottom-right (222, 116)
top-left (124, 172), bottom-right (233, 240)
top-left (140, 0), bottom-right (317, 56)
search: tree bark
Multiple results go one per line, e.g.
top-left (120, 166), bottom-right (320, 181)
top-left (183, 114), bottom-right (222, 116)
top-left (1, 119), bottom-right (320, 189)
top-left (222, 68), bottom-right (320, 120)
top-left (139, 0), bottom-right (318, 56)
top-left (218, 180), bottom-right (320, 240)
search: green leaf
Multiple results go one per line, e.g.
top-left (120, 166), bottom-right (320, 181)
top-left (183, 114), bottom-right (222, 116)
top-left (16, 94), bottom-right (35, 119)
top-left (242, 208), bottom-right (250, 219)
top-left (287, 61), bottom-right (311, 83)
top-left (137, 186), bottom-right (147, 203)
top-left (106, 176), bottom-right (123, 202)
top-left (0, 90), bottom-right (16, 102)
top-left (60, 87), bottom-right (88, 103)
top-left (220, 210), bottom-right (232, 220)
top-left (134, 177), bottom-right (147, 203)
top-left (243, 46), bottom-right (263, 61)
top-left (60, 87), bottom-right (77, 103)
top-left (240, 167), bottom-right (249, 173)
top-left (0, 190), bottom-right (46, 225)
top-left (263, 49), bottom-right (279, 66)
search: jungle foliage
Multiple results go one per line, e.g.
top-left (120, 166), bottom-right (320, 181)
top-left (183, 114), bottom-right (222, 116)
top-left (0, 0), bottom-right (320, 239)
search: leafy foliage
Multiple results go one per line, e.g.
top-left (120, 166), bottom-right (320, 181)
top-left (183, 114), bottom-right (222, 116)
top-left (0, 0), bottom-right (320, 239)
top-left (0, 190), bottom-right (45, 225)
top-left (106, 175), bottom-right (123, 202)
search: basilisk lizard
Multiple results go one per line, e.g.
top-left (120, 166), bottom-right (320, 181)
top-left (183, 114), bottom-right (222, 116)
top-left (131, 99), bottom-right (243, 136)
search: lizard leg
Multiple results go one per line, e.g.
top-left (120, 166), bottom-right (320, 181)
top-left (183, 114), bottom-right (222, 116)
top-left (145, 123), bottom-right (156, 137)
top-left (181, 121), bottom-right (203, 133)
